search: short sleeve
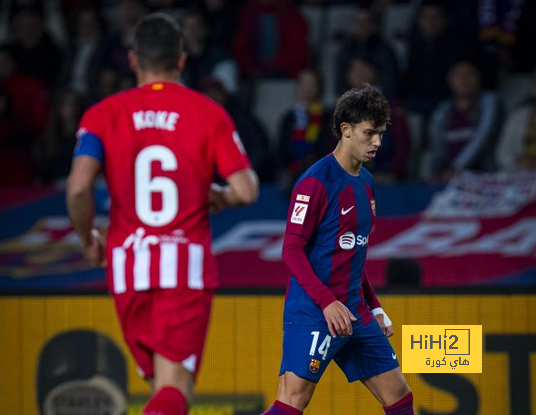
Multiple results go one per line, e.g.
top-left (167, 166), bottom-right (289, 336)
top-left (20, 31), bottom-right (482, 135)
top-left (213, 111), bottom-right (251, 178)
top-left (74, 102), bottom-right (107, 162)
top-left (78, 101), bottom-right (106, 139)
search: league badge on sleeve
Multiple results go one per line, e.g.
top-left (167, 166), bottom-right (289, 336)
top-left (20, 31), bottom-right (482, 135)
top-left (309, 358), bottom-right (321, 374)
top-left (291, 202), bottom-right (308, 224)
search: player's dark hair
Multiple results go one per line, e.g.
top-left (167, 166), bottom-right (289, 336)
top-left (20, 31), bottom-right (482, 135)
top-left (133, 13), bottom-right (184, 72)
top-left (332, 83), bottom-right (390, 140)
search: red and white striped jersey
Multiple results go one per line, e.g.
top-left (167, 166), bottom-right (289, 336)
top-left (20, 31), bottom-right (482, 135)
top-left (77, 82), bottom-right (251, 294)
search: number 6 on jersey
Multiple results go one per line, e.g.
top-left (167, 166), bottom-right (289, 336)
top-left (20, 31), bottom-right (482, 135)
top-left (135, 145), bottom-right (179, 226)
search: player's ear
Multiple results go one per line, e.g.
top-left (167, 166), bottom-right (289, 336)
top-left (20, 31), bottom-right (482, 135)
top-left (128, 50), bottom-right (138, 72)
top-left (341, 122), bottom-right (351, 139)
top-left (177, 52), bottom-right (187, 72)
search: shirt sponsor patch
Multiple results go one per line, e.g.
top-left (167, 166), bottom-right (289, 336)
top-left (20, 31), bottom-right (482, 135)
top-left (297, 194), bottom-right (310, 202)
top-left (291, 202), bottom-right (309, 224)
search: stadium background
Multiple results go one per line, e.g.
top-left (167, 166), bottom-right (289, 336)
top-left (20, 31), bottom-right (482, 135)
top-left (1, 178), bottom-right (535, 414)
top-left (1, 0), bottom-right (536, 414)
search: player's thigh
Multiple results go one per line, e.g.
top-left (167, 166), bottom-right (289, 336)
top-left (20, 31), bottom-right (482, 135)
top-left (361, 367), bottom-right (411, 407)
top-left (113, 291), bottom-right (155, 378)
top-left (153, 288), bottom-right (214, 377)
top-left (280, 329), bottom-right (346, 382)
top-left (334, 321), bottom-right (399, 383)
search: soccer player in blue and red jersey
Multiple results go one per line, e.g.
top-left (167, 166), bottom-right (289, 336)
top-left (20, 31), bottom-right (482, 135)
top-left (262, 85), bottom-right (414, 415)
top-left (66, 13), bottom-right (258, 415)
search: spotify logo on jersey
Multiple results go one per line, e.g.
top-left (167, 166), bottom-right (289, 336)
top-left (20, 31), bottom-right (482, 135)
top-left (339, 231), bottom-right (368, 250)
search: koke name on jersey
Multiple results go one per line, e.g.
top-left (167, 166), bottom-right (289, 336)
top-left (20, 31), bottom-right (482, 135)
top-left (133, 110), bottom-right (180, 131)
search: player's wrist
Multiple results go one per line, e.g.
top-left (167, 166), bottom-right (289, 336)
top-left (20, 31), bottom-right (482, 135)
top-left (81, 234), bottom-right (93, 248)
top-left (320, 297), bottom-right (338, 311)
top-left (371, 307), bottom-right (392, 326)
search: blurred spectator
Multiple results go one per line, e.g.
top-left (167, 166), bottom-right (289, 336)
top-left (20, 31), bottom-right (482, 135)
top-left (478, 0), bottom-right (536, 74)
top-left (198, 0), bottom-right (241, 54)
top-left (57, 7), bottom-right (109, 106)
top-left (404, 1), bottom-right (452, 115)
top-left (506, 0), bottom-right (536, 74)
top-left (10, 6), bottom-right (62, 87)
top-left (233, 0), bottom-right (310, 79)
top-left (180, 8), bottom-right (239, 94)
top-left (438, 0), bottom-right (498, 89)
top-left (0, 43), bottom-right (50, 185)
top-left (495, 71), bottom-right (536, 171)
top-left (36, 88), bottom-right (82, 184)
top-left (335, 4), bottom-right (398, 96)
top-left (199, 76), bottom-right (273, 182)
top-left (0, 42), bottom-right (49, 134)
top-left (99, 0), bottom-right (145, 98)
top-left (427, 60), bottom-right (501, 183)
top-left (0, 87), bottom-right (16, 140)
top-left (145, 0), bottom-right (182, 13)
top-left (276, 68), bottom-right (333, 191)
top-left (0, 0), bottom-right (69, 49)
top-left (0, 86), bottom-right (27, 185)
top-left (346, 56), bottom-right (410, 182)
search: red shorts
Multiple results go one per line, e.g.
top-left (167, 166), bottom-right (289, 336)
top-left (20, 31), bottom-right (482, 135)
top-left (113, 287), bottom-right (214, 379)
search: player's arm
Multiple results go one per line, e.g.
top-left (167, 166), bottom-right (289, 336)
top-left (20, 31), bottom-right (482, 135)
top-left (282, 177), bottom-right (356, 337)
top-left (284, 231), bottom-right (357, 338)
top-left (363, 270), bottom-right (393, 337)
top-left (66, 120), bottom-right (106, 266)
top-left (209, 168), bottom-right (258, 212)
top-left (67, 155), bottom-right (105, 266)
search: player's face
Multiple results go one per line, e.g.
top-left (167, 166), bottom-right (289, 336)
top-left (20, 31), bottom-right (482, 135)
top-left (342, 120), bottom-right (386, 162)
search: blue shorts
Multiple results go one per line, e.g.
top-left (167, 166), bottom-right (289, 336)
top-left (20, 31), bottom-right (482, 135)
top-left (279, 320), bottom-right (399, 383)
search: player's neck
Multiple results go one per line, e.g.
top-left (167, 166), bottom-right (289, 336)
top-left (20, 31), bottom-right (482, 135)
top-left (333, 145), bottom-right (362, 176)
top-left (136, 70), bottom-right (180, 87)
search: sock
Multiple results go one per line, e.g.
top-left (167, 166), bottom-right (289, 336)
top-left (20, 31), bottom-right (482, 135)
top-left (143, 386), bottom-right (188, 415)
top-left (383, 392), bottom-right (414, 415)
top-left (261, 400), bottom-right (303, 415)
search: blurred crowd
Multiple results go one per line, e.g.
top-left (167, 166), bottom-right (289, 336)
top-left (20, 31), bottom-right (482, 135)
top-left (1, 0), bottom-right (535, 190)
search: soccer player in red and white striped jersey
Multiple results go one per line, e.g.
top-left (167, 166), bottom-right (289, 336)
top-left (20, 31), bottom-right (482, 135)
top-left (67, 13), bottom-right (258, 415)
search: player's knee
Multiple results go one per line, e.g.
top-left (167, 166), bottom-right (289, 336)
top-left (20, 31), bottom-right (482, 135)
top-left (383, 383), bottom-right (411, 407)
top-left (277, 391), bottom-right (312, 411)
top-left (277, 376), bottom-right (315, 410)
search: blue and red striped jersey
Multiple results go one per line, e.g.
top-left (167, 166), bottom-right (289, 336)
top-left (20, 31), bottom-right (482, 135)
top-left (282, 153), bottom-right (381, 329)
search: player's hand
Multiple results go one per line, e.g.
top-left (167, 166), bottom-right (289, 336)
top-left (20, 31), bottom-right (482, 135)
top-left (208, 183), bottom-right (230, 213)
top-left (323, 301), bottom-right (357, 338)
top-left (372, 309), bottom-right (393, 337)
top-left (83, 229), bottom-right (106, 267)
